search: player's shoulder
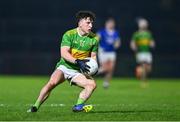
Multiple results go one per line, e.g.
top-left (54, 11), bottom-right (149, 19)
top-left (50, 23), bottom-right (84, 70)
top-left (64, 28), bottom-right (77, 36)
top-left (88, 32), bottom-right (99, 41)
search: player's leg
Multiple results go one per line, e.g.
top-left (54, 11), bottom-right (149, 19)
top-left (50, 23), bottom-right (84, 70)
top-left (135, 64), bottom-right (142, 79)
top-left (98, 61), bottom-right (108, 74)
top-left (141, 53), bottom-right (153, 87)
top-left (136, 53), bottom-right (143, 79)
top-left (143, 63), bottom-right (152, 81)
top-left (27, 69), bottom-right (65, 112)
top-left (146, 63), bottom-right (152, 74)
top-left (34, 69), bottom-right (65, 107)
top-left (136, 52), bottom-right (148, 81)
top-left (145, 53), bottom-right (153, 75)
top-left (103, 53), bottom-right (116, 89)
top-left (135, 63), bottom-right (147, 80)
top-left (141, 63), bottom-right (147, 81)
top-left (98, 47), bottom-right (114, 75)
top-left (141, 63), bottom-right (152, 88)
top-left (135, 63), bottom-right (148, 88)
top-left (98, 52), bottom-right (110, 88)
top-left (103, 59), bottom-right (115, 88)
top-left (98, 59), bottom-right (111, 88)
top-left (71, 74), bottom-right (96, 112)
top-left (98, 48), bottom-right (108, 74)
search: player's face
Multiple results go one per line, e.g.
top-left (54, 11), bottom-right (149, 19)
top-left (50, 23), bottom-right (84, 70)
top-left (105, 19), bottom-right (115, 30)
top-left (138, 19), bottom-right (148, 30)
top-left (79, 17), bottom-right (93, 34)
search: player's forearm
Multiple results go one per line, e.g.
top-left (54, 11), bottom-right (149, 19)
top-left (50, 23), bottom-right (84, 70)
top-left (61, 47), bottom-right (76, 64)
top-left (130, 41), bottom-right (137, 51)
top-left (150, 40), bottom-right (155, 48)
top-left (62, 52), bottom-right (76, 64)
top-left (114, 39), bottom-right (121, 49)
top-left (91, 52), bottom-right (97, 61)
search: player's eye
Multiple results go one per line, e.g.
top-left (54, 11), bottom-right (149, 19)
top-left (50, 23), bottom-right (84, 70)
top-left (87, 21), bottom-right (93, 25)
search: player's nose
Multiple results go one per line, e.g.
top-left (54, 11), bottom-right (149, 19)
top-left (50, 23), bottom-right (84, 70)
top-left (89, 23), bottom-right (92, 28)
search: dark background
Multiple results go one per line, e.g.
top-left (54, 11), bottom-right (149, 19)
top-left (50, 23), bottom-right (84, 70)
top-left (0, 0), bottom-right (179, 77)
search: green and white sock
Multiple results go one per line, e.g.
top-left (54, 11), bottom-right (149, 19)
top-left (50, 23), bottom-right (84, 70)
top-left (33, 100), bottom-right (41, 109)
top-left (76, 98), bottom-right (85, 105)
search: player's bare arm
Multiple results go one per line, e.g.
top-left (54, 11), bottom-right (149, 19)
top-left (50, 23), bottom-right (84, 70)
top-left (61, 46), bottom-right (77, 64)
top-left (130, 40), bottom-right (137, 51)
top-left (114, 38), bottom-right (121, 49)
top-left (91, 52), bottom-right (97, 61)
top-left (150, 40), bottom-right (155, 48)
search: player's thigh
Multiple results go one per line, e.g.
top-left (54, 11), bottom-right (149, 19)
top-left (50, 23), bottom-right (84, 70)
top-left (98, 49), bottom-right (110, 65)
top-left (108, 60), bottom-right (116, 70)
top-left (49, 69), bottom-right (65, 86)
top-left (72, 74), bottom-right (96, 88)
top-left (145, 63), bottom-right (152, 72)
top-left (98, 47), bottom-right (104, 63)
top-left (106, 53), bottom-right (116, 70)
top-left (99, 53), bottom-right (114, 66)
top-left (101, 61), bottom-right (109, 69)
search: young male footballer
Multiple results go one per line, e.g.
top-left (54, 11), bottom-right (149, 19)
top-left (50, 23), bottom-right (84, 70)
top-left (130, 18), bottom-right (155, 87)
top-left (27, 11), bottom-right (99, 112)
top-left (97, 18), bottom-right (121, 89)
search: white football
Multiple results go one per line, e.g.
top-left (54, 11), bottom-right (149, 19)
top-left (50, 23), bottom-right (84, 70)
top-left (84, 57), bottom-right (98, 76)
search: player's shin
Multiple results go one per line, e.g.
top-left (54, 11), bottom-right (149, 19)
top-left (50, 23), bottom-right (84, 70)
top-left (78, 84), bottom-right (96, 104)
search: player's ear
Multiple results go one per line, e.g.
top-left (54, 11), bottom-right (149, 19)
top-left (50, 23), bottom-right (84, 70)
top-left (78, 19), bottom-right (83, 27)
top-left (79, 18), bottom-right (86, 27)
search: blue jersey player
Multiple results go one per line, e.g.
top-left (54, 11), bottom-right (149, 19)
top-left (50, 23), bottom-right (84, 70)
top-left (97, 18), bottom-right (121, 88)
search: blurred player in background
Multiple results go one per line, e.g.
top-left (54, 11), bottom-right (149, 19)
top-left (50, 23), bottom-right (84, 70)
top-left (130, 18), bottom-right (155, 87)
top-left (27, 11), bottom-right (99, 113)
top-left (97, 18), bottom-right (121, 89)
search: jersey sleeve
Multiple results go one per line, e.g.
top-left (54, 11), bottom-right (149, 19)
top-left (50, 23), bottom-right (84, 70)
top-left (149, 32), bottom-right (154, 41)
top-left (60, 32), bottom-right (71, 47)
top-left (131, 32), bottom-right (137, 41)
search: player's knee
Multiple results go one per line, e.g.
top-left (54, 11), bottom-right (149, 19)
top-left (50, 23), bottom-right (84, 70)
top-left (106, 65), bottom-right (114, 73)
top-left (87, 80), bottom-right (96, 90)
top-left (91, 81), bottom-right (97, 90)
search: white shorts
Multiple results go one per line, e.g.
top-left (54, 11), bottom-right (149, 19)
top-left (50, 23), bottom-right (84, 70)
top-left (136, 52), bottom-right (152, 64)
top-left (98, 47), bottom-right (116, 63)
top-left (57, 65), bottom-right (81, 85)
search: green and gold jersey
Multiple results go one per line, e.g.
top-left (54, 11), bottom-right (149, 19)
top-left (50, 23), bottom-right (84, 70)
top-left (132, 30), bottom-right (153, 52)
top-left (56, 28), bottom-right (99, 70)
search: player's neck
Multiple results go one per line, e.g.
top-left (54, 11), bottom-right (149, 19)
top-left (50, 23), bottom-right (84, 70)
top-left (77, 27), bottom-right (88, 37)
top-left (106, 28), bottom-right (114, 35)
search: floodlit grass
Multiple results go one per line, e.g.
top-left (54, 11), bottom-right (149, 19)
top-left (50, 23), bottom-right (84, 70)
top-left (0, 75), bottom-right (180, 121)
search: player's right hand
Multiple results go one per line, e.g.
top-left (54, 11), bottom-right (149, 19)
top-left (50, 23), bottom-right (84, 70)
top-left (75, 59), bottom-right (90, 73)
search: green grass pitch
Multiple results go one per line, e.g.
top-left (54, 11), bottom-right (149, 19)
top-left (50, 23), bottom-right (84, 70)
top-left (0, 75), bottom-right (180, 121)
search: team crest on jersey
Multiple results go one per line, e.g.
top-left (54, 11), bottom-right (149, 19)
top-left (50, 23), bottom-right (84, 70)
top-left (80, 40), bottom-right (85, 47)
top-left (89, 41), bottom-right (93, 46)
top-left (73, 40), bottom-right (78, 44)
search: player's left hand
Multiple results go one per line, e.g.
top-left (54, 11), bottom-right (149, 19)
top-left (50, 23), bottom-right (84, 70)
top-left (75, 59), bottom-right (90, 73)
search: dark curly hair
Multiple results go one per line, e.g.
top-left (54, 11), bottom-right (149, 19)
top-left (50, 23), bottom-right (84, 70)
top-left (76, 11), bottom-right (96, 22)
